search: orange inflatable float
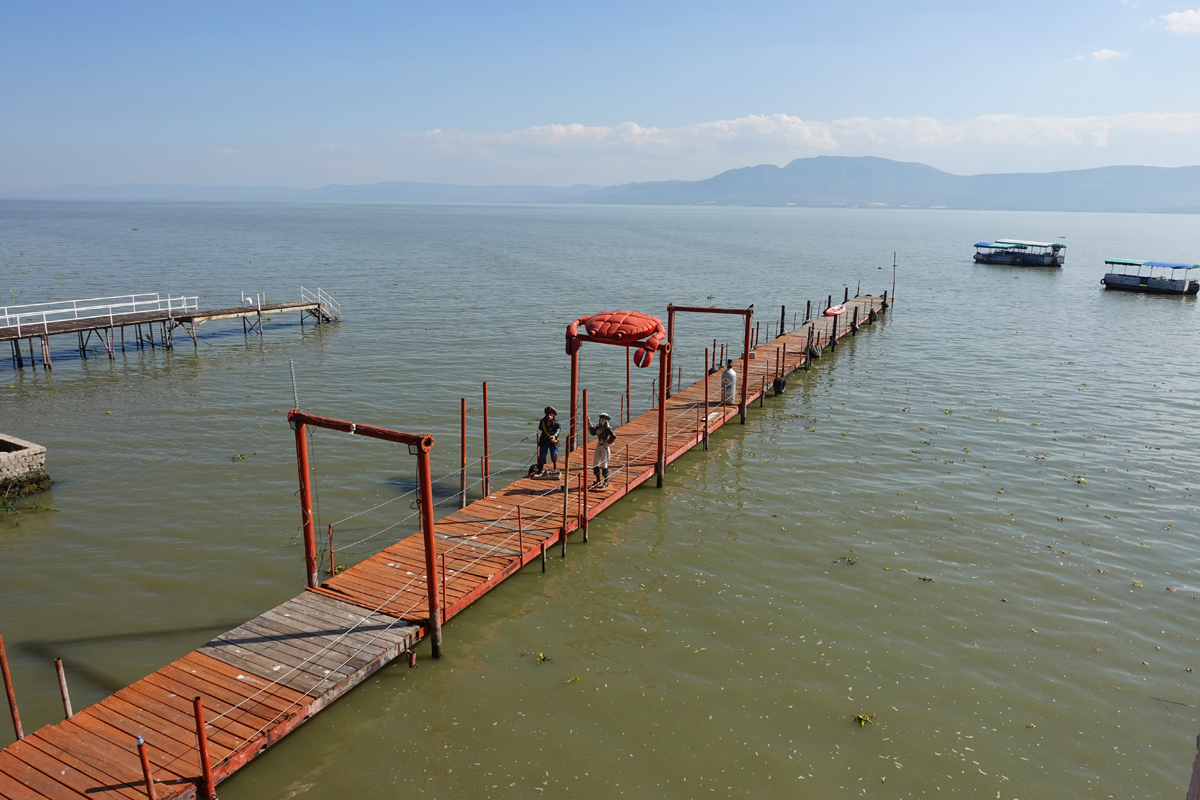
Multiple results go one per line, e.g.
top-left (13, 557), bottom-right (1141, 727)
top-left (566, 310), bottom-right (666, 368)
top-left (824, 304), bottom-right (846, 316)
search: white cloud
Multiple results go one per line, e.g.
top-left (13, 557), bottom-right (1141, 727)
top-left (356, 111), bottom-right (1200, 185)
top-left (1163, 8), bottom-right (1200, 33)
top-left (1092, 49), bottom-right (1129, 59)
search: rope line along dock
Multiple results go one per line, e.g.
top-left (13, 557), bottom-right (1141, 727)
top-left (2, 287), bottom-right (340, 370)
top-left (0, 292), bottom-right (889, 799)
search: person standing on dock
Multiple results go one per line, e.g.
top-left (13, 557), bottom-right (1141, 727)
top-left (532, 406), bottom-right (561, 476)
top-left (587, 412), bottom-right (617, 489)
top-left (720, 358), bottom-right (737, 405)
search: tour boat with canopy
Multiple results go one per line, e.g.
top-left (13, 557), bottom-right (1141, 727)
top-left (973, 239), bottom-right (1065, 267)
top-left (1100, 259), bottom-right (1200, 295)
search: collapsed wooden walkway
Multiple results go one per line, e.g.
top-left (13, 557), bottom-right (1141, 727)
top-left (0, 293), bottom-right (888, 799)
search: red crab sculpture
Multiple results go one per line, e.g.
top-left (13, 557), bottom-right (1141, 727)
top-left (565, 310), bottom-right (666, 367)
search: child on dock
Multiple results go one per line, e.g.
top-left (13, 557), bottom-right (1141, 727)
top-left (531, 406), bottom-right (560, 476)
top-left (587, 412), bottom-right (617, 489)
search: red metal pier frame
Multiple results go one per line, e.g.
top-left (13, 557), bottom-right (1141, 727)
top-left (666, 304), bottom-right (754, 424)
top-left (287, 409), bottom-right (443, 658)
top-left (566, 312), bottom-right (671, 487)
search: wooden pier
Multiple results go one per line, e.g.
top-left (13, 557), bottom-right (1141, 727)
top-left (0, 292), bottom-right (889, 799)
top-left (2, 288), bottom-right (340, 370)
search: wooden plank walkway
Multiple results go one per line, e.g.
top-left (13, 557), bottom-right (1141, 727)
top-left (0, 301), bottom-right (328, 344)
top-left (0, 294), bottom-right (887, 799)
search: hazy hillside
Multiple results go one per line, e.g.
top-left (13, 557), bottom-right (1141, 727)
top-left (571, 157), bottom-right (1200, 213)
top-left (8, 157), bottom-right (1200, 212)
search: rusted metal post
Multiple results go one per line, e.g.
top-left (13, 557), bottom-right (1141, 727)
top-left (702, 348), bottom-right (709, 450)
top-left (441, 554), bottom-right (447, 622)
top-left (619, 394), bottom-right (623, 428)
top-left (569, 349), bottom-right (579, 451)
top-left (561, 445), bottom-right (570, 557)
top-left (517, 505), bottom-right (524, 554)
top-left (482, 382), bottom-right (490, 496)
top-left (755, 321), bottom-right (760, 347)
top-left (666, 305), bottom-right (675, 398)
top-left (711, 339), bottom-right (717, 371)
top-left (626, 347), bottom-right (631, 423)
top-left (625, 444), bottom-right (630, 490)
top-left (676, 365), bottom-right (681, 395)
top-left (541, 539), bottom-right (546, 572)
top-left (0, 633), bottom-right (22, 740)
top-left (739, 312), bottom-right (752, 424)
top-left (192, 697), bottom-right (216, 800)
top-left (460, 397), bottom-right (467, 508)
top-left (656, 345), bottom-right (667, 487)
top-left (416, 447), bottom-right (442, 658)
top-left (54, 657), bottom-right (72, 719)
top-left (137, 736), bottom-right (158, 800)
top-left (720, 343), bottom-right (725, 369)
top-left (760, 375), bottom-right (765, 407)
top-left (782, 343), bottom-right (787, 376)
top-left (292, 419), bottom-right (319, 589)
top-left (327, 524), bottom-right (335, 577)
top-left (581, 389), bottom-right (589, 541)
top-left (578, 473), bottom-right (586, 542)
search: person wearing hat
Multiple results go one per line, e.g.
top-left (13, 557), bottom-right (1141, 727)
top-left (532, 406), bottom-right (560, 475)
top-left (586, 412), bottom-right (617, 489)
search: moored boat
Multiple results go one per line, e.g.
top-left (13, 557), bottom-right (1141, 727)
top-left (1101, 259), bottom-right (1200, 295)
top-left (973, 239), bottom-right (1065, 267)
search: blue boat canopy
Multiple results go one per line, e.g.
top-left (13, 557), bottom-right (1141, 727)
top-left (1142, 260), bottom-right (1199, 269)
top-left (1106, 259), bottom-right (1199, 269)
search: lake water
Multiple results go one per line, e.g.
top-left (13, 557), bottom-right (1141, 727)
top-left (1, 201), bottom-right (1198, 798)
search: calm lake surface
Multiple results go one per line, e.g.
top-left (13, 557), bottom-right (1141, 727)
top-left (1, 201), bottom-right (1198, 798)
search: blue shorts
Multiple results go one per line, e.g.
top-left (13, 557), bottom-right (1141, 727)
top-left (538, 442), bottom-right (558, 460)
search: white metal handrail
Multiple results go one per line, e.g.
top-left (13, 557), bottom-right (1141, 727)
top-left (300, 286), bottom-right (341, 320)
top-left (0, 293), bottom-right (198, 337)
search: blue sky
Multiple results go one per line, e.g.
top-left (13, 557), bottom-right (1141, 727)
top-left (2, 1), bottom-right (1199, 189)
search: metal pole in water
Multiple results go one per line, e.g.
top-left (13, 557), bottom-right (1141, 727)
top-left (417, 447), bottom-right (442, 657)
top-left (703, 349), bottom-right (709, 450)
top-left (581, 389), bottom-right (588, 542)
top-left (460, 397), bottom-right (467, 508)
top-left (292, 421), bottom-right (319, 589)
top-left (0, 633), bottom-right (23, 740)
top-left (192, 697), bottom-right (216, 800)
top-left (328, 524), bottom-right (335, 577)
top-left (54, 658), bottom-right (72, 719)
top-left (482, 382), bottom-right (490, 496)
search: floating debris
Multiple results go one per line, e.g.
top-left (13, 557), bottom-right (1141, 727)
top-left (853, 713), bottom-right (876, 727)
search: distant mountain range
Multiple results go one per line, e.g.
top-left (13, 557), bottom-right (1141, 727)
top-left (8, 156), bottom-right (1200, 213)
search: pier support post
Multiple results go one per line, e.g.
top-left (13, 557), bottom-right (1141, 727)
top-left (0, 633), bottom-right (22, 740)
top-left (482, 382), bottom-right (490, 496)
top-left (569, 349), bottom-right (579, 451)
top-left (739, 312), bottom-right (751, 424)
top-left (291, 419), bottom-right (319, 589)
top-left (192, 697), bottom-right (217, 800)
top-left (780, 304), bottom-right (786, 335)
top-left (703, 348), bottom-right (709, 450)
top-left (54, 657), bottom-right (72, 719)
top-left (656, 347), bottom-right (667, 486)
top-left (460, 398), bottom-right (467, 508)
top-left (137, 736), bottom-right (158, 800)
top-left (626, 347), bottom-right (631, 423)
top-left (581, 389), bottom-right (589, 540)
top-left (417, 447), bottom-right (443, 658)
top-left (666, 305), bottom-right (675, 398)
